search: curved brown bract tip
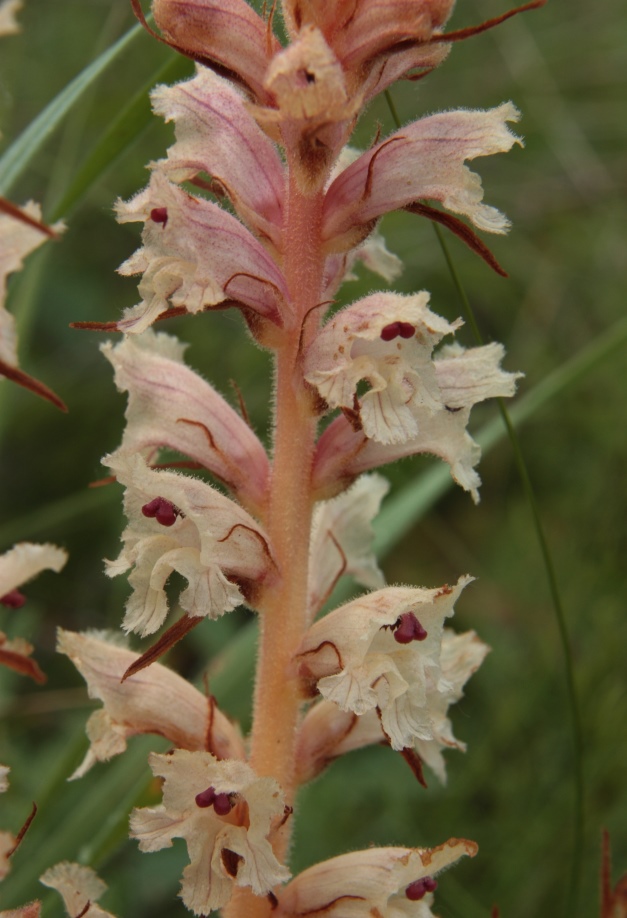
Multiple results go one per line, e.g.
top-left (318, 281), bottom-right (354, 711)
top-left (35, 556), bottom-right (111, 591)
top-left (399, 746), bottom-right (428, 788)
top-left (0, 646), bottom-right (46, 684)
top-left (121, 613), bottom-right (203, 681)
top-left (405, 202), bottom-right (508, 277)
top-left (435, 0), bottom-right (547, 44)
top-left (0, 197), bottom-right (57, 238)
top-left (0, 358), bottom-right (68, 411)
top-left (9, 802), bottom-right (38, 858)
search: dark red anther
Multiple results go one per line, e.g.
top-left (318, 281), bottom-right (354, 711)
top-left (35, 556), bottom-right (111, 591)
top-left (141, 497), bottom-right (180, 527)
top-left (393, 611), bottom-right (428, 644)
top-left (0, 589), bottom-right (27, 609)
top-left (380, 321), bottom-right (415, 341)
top-left (380, 321), bottom-right (401, 341)
top-left (213, 792), bottom-right (234, 816)
top-left (398, 322), bottom-right (416, 339)
top-left (150, 207), bottom-right (168, 227)
top-left (405, 876), bottom-right (437, 901)
top-left (195, 786), bottom-right (217, 808)
top-left (195, 786), bottom-right (233, 815)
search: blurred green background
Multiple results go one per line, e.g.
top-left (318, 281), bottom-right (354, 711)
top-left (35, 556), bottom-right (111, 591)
top-left (0, 0), bottom-right (625, 916)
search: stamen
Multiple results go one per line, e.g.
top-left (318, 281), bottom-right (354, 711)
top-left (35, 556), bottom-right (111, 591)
top-left (393, 611), bottom-right (428, 644)
top-left (405, 876), bottom-right (437, 900)
top-left (380, 322), bottom-right (401, 341)
top-left (380, 321), bottom-right (415, 342)
top-left (141, 497), bottom-right (180, 527)
top-left (195, 786), bottom-right (216, 808)
top-left (0, 589), bottom-right (27, 609)
top-left (195, 786), bottom-right (234, 815)
top-left (150, 207), bottom-right (168, 227)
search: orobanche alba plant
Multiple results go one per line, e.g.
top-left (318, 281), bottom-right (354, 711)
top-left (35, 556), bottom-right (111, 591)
top-left (48, 0), bottom-right (542, 916)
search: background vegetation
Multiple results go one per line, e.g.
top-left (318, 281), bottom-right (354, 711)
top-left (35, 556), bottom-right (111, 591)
top-left (0, 1), bottom-right (625, 916)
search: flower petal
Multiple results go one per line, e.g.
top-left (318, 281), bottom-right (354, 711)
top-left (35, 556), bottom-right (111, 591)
top-left (116, 171), bottom-right (287, 332)
top-left (1, 203), bottom-right (63, 367)
top-left (323, 103), bottom-right (522, 251)
top-left (253, 26), bottom-right (360, 190)
top-left (40, 863), bottom-right (114, 918)
top-left (0, 0), bottom-right (22, 35)
top-left (0, 543), bottom-right (67, 598)
top-left (304, 291), bottom-right (459, 445)
top-left (296, 578), bottom-right (474, 751)
top-left (57, 629), bottom-right (245, 778)
top-left (152, 67), bottom-right (285, 249)
top-left (312, 340), bottom-right (520, 502)
top-left (106, 453), bottom-right (276, 635)
top-left (308, 474), bottom-right (388, 617)
top-left (130, 750), bottom-right (290, 914)
top-left (102, 329), bottom-right (270, 513)
top-left (274, 839), bottom-right (477, 916)
top-left (152, 0), bottom-right (278, 102)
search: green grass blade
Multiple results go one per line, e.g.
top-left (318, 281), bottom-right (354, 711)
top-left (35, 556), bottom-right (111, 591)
top-left (50, 53), bottom-right (188, 220)
top-left (0, 21), bottom-right (145, 196)
top-left (431, 216), bottom-right (585, 918)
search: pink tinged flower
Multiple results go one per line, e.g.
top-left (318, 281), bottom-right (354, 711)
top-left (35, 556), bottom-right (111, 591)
top-left (308, 473), bottom-right (388, 618)
top-left (40, 862), bottom-right (115, 918)
top-left (252, 26), bottom-right (361, 191)
top-left (57, 629), bottom-right (245, 779)
top-left (312, 338), bottom-right (520, 502)
top-left (151, 0), bottom-right (279, 104)
top-left (274, 838), bottom-right (477, 917)
top-left (115, 170), bottom-right (288, 335)
top-left (130, 750), bottom-right (290, 914)
top-left (304, 291), bottom-right (461, 445)
top-left (105, 453), bottom-right (276, 636)
top-left (282, 0), bottom-right (453, 102)
top-left (151, 68), bottom-right (285, 251)
top-left (295, 577), bottom-right (473, 751)
top-left (323, 103), bottom-right (522, 253)
top-left (0, 765), bottom-right (8, 794)
top-left (101, 330), bottom-right (270, 514)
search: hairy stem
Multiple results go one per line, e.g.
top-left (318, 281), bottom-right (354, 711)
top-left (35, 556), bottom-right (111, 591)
top-left (224, 179), bottom-right (324, 918)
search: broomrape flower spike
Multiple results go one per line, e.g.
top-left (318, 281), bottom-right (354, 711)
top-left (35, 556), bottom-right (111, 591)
top-left (60, 0), bottom-right (542, 913)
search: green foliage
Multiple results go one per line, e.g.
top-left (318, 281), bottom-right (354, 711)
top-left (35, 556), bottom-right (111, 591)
top-left (1, 1), bottom-right (625, 916)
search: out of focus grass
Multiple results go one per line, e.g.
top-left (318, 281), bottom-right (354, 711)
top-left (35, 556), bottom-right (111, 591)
top-left (0, 1), bottom-right (625, 916)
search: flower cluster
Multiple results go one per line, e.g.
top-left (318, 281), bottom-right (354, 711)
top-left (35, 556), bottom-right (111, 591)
top-left (60, 0), bottom-right (540, 914)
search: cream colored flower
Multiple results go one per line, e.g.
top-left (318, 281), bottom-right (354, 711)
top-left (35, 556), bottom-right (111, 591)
top-left (130, 750), bottom-right (290, 914)
top-left (296, 578), bottom-right (476, 751)
top-left (105, 453), bottom-right (276, 635)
